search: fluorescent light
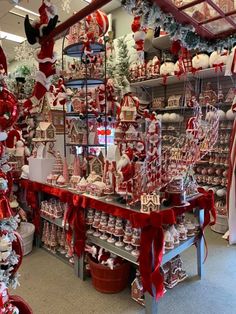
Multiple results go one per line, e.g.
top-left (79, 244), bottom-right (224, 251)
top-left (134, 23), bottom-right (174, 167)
top-left (9, 11), bottom-right (34, 21)
top-left (84, 0), bottom-right (92, 3)
top-left (0, 31), bottom-right (25, 43)
top-left (14, 5), bottom-right (40, 17)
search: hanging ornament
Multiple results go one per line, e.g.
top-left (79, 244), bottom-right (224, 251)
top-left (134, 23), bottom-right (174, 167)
top-left (14, 41), bottom-right (35, 63)
top-left (0, 87), bottom-right (18, 131)
top-left (61, 0), bottom-right (71, 14)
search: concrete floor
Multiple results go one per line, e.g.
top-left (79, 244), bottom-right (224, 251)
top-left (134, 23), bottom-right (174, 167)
top-left (12, 229), bottom-right (236, 314)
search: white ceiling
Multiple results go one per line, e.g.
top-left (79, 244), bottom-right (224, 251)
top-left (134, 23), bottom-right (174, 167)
top-left (0, 0), bottom-right (121, 62)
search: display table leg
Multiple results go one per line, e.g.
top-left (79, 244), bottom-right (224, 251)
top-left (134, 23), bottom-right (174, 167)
top-left (75, 254), bottom-right (86, 280)
top-left (145, 291), bottom-right (158, 314)
top-left (196, 208), bottom-right (204, 278)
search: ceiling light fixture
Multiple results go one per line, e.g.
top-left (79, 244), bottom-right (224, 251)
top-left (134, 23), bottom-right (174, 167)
top-left (84, 0), bottom-right (92, 3)
top-left (0, 31), bottom-right (25, 43)
top-left (14, 5), bottom-right (40, 17)
top-left (9, 11), bottom-right (34, 21)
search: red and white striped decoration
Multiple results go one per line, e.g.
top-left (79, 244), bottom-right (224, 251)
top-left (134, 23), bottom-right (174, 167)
top-left (94, 10), bottom-right (109, 36)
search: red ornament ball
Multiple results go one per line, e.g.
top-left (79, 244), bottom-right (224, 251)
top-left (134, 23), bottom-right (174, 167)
top-left (0, 87), bottom-right (19, 131)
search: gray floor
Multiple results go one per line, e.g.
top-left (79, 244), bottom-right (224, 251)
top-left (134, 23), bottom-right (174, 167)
top-left (12, 229), bottom-right (236, 314)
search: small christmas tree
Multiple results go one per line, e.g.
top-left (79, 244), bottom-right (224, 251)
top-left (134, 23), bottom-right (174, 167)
top-left (116, 36), bottom-right (130, 90)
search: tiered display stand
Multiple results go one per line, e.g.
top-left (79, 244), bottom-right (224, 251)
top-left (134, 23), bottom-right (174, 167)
top-left (62, 40), bottom-right (108, 174)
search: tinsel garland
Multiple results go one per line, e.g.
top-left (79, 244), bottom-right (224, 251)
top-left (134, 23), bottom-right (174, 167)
top-left (121, 0), bottom-right (236, 52)
top-left (0, 216), bottom-right (20, 289)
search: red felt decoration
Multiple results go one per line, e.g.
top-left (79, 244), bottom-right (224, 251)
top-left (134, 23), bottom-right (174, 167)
top-left (171, 40), bottom-right (181, 56)
top-left (0, 88), bottom-right (18, 131)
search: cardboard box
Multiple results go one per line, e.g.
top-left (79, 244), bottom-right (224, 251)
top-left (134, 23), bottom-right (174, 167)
top-left (29, 157), bottom-right (55, 183)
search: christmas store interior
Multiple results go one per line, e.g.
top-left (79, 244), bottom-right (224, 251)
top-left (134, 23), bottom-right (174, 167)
top-left (1, 0), bottom-right (236, 313)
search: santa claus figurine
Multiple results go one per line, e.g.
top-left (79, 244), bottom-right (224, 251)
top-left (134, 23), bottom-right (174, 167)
top-left (115, 148), bottom-right (135, 203)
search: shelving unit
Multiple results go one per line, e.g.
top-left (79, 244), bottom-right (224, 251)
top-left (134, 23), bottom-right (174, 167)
top-left (62, 37), bottom-right (108, 175)
top-left (25, 181), bottom-right (205, 314)
top-left (131, 66), bottom-right (226, 88)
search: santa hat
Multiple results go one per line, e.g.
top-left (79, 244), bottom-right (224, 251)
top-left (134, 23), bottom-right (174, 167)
top-left (0, 45), bottom-right (7, 75)
top-left (123, 147), bottom-right (133, 162)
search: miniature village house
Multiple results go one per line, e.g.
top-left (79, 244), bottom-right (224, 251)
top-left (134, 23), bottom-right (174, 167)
top-left (89, 156), bottom-right (104, 177)
top-left (161, 255), bottom-right (187, 289)
top-left (141, 193), bottom-right (160, 214)
top-left (35, 122), bottom-right (56, 141)
top-left (69, 120), bottom-right (84, 144)
top-left (167, 95), bottom-right (182, 108)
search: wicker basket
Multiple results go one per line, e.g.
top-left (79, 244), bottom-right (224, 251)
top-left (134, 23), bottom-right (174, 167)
top-left (89, 258), bottom-right (131, 294)
top-left (211, 214), bottom-right (228, 234)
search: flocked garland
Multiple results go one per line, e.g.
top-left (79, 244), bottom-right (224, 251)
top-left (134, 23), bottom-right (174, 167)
top-left (121, 0), bottom-right (236, 53)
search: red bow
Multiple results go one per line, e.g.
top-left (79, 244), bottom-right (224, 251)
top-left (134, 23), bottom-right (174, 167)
top-left (196, 187), bottom-right (216, 229)
top-left (174, 70), bottom-right (183, 79)
top-left (213, 63), bottom-right (224, 73)
top-left (130, 209), bottom-right (176, 299)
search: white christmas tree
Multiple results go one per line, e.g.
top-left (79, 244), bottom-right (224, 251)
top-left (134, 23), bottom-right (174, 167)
top-left (115, 36), bottom-right (130, 90)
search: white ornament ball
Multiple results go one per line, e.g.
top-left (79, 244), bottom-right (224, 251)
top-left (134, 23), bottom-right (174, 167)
top-left (192, 53), bottom-right (209, 70)
top-left (226, 109), bottom-right (236, 120)
top-left (162, 113), bottom-right (170, 122)
top-left (216, 188), bottom-right (226, 197)
top-left (217, 110), bottom-right (226, 121)
top-left (160, 62), bottom-right (175, 76)
top-left (209, 50), bottom-right (228, 67)
top-left (169, 113), bottom-right (178, 122)
top-left (206, 111), bottom-right (216, 122)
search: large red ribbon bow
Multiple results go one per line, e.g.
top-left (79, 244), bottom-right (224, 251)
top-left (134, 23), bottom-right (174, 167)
top-left (130, 209), bottom-right (176, 300)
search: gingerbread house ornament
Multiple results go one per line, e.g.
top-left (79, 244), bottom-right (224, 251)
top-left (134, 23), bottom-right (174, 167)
top-left (89, 155), bottom-right (104, 177)
top-left (131, 270), bottom-right (144, 306)
top-left (161, 255), bottom-right (187, 289)
top-left (69, 120), bottom-right (84, 144)
top-left (141, 192), bottom-right (160, 213)
top-left (34, 122), bottom-right (56, 141)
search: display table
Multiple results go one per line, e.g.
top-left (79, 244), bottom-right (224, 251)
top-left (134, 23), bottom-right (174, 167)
top-left (20, 179), bottom-right (215, 314)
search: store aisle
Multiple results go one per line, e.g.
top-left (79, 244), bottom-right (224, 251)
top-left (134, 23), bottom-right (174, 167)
top-left (13, 230), bottom-right (236, 314)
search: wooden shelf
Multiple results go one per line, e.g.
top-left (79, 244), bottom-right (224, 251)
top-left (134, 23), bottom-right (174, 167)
top-left (87, 234), bottom-right (197, 266)
top-left (131, 66), bottom-right (227, 88)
